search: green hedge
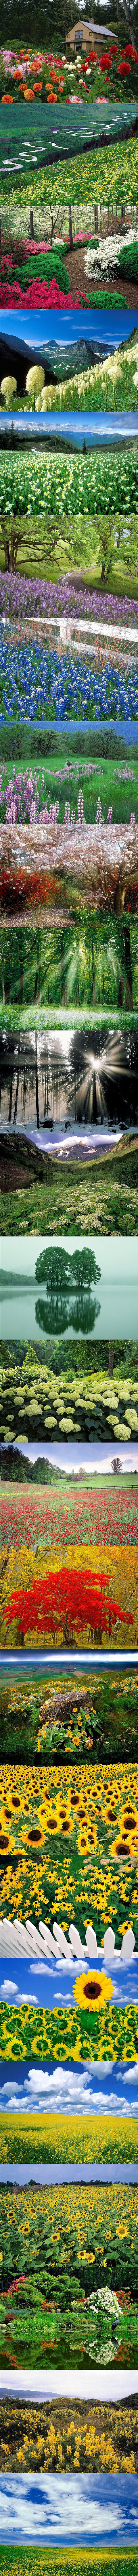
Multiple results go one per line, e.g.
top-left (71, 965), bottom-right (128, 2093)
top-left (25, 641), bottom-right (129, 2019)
top-left (13, 247), bottom-right (69, 292)
top-left (118, 240), bottom-right (138, 279)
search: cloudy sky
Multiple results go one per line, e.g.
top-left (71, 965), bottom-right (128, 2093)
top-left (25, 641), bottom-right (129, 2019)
top-left (1, 2471), bottom-right (138, 2548)
top-left (1, 2059), bottom-right (138, 2117)
top-left (3, 1438), bottom-right (138, 1476)
top-left (1, 2370), bottom-right (137, 2404)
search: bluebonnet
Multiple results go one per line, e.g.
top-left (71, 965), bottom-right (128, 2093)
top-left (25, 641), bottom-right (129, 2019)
top-left (0, 637), bottom-right (137, 723)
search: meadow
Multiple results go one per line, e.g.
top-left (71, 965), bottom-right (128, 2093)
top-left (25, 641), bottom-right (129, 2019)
top-left (1, 753), bottom-right (138, 820)
top-left (0, 2181), bottom-right (137, 2367)
top-left (0, 1751), bottom-right (138, 1946)
top-left (0, 1482), bottom-right (137, 1652)
top-left (0, 2111), bottom-right (136, 2167)
top-left (0, 513), bottom-right (137, 600)
top-left (0, 448), bottom-right (138, 521)
top-left (0, 1662), bottom-right (137, 1764)
top-left (1, 341), bottom-right (138, 409)
top-left (1, 1134), bottom-right (138, 1238)
top-left (1, 1338), bottom-right (138, 1444)
top-left (0, 132), bottom-right (138, 208)
top-left (0, 634), bottom-right (137, 727)
top-left (0, 2394), bottom-right (137, 2476)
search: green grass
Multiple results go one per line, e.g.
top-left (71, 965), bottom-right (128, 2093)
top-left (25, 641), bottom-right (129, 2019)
top-left (0, 751), bottom-right (138, 823)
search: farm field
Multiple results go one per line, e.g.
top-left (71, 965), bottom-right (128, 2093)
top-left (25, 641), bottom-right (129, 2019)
top-left (1, 1133), bottom-right (138, 1238)
top-left (0, 1466), bottom-right (138, 1634)
top-left (0, 2111), bottom-right (136, 2167)
top-left (0, 447), bottom-right (138, 520)
top-left (0, 2559), bottom-right (137, 2576)
top-left (0, 2394), bottom-right (137, 2475)
top-left (0, 1753), bottom-right (137, 1945)
top-left (0, 634), bottom-right (137, 727)
top-left (0, 2181), bottom-right (137, 2367)
top-left (1, 1339), bottom-right (138, 1444)
top-left (0, 517), bottom-right (137, 602)
top-left (0, 1661), bottom-right (137, 1764)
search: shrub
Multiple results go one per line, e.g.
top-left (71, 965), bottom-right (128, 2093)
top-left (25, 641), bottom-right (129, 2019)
top-left (118, 241), bottom-right (138, 279)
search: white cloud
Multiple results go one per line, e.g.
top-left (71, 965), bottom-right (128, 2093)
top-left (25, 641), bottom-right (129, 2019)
top-left (1, 2475), bottom-right (137, 2548)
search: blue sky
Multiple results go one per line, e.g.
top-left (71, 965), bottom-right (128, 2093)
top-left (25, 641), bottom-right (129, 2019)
top-left (0, 405), bottom-right (137, 447)
top-left (0, 310), bottom-right (137, 354)
top-left (0, 2163), bottom-right (137, 2186)
top-left (1, 2470), bottom-right (138, 2548)
top-left (1, 1957), bottom-right (138, 2009)
top-left (1, 2059), bottom-right (137, 2116)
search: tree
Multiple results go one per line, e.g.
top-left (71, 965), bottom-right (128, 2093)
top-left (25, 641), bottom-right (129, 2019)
top-left (1, 521), bottom-right (20, 574)
top-left (108, 1344), bottom-right (114, 1376)
top-left (112, 1456), bottom-right (121, 1474)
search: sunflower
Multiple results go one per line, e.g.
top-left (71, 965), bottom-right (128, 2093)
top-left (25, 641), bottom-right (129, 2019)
top-left (73, 1969), bottom-right (114, 2012)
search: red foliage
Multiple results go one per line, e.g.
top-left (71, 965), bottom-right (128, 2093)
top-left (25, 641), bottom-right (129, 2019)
top-left (4, 1563), bottom-right (132, 1642)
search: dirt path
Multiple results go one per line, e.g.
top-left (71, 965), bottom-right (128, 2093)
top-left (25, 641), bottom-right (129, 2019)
top-left (65, 242), bottom-right (137, 305)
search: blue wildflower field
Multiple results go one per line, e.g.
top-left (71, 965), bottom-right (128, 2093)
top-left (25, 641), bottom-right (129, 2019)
top-left (0, 638), bottom-right (137, 724)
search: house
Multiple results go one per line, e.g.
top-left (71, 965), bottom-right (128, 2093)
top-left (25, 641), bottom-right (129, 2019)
top-left (66, 21), bottom-right (116, 58)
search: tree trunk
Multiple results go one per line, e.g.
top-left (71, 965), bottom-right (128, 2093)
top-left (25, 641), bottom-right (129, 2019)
top-left (19, 931), bottom-right (24, 1005)
top-left (68, 205), bottom-right (74, 250)
top-left (35, 1030), bottom-right (40, 1128)
top-left (13, 1039), bottom-right (20, 1126)
top-left (124, 925), bottom-right (133, 1009)
top-left (108, 1343), bottom-right (114, 1376)
top-left (30, 207), bottom-right (34, 238)
top-left (35, 1025), bottom-right (39, 1128)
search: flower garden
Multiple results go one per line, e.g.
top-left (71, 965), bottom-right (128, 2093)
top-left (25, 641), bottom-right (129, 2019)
top-left (0, 1342), bottom-right (138, 1447)
top-left (0, 2181), bottom-right (137, 2366)
top-left (1, 43), bottom-right (138, 105)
